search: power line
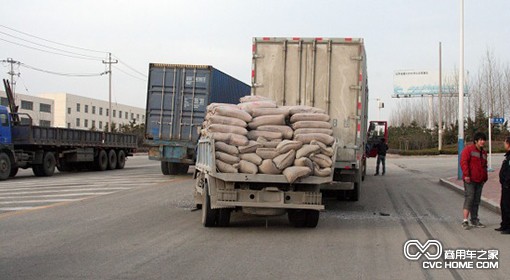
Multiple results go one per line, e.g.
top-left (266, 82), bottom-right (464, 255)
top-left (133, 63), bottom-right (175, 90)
top-left (0, 31), bottom-right (105, 60)
top-left (113, 66), bottom-right (146, 82)
top-left (20, 62), bottom-right (107, 77)
top-left (0, 24), bottom-right (107, 54)
top-left (113, 55), bottom-right (147, 78)
top-left (0, 37), bottom-right (103, 61)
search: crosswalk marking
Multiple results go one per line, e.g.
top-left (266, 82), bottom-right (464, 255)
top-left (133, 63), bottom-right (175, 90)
top-left (0, 192), bottom-right (117, 199)
top-left (0, 199), bottom-right (81, 204)
top-left (0, 187), bottom-right (130, 195)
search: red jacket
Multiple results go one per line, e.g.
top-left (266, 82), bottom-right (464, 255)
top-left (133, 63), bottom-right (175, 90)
top-left (460, 144), bottom-right (488, 183)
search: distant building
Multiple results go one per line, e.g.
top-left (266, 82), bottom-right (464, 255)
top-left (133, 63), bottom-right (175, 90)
top-left (0, 91), bottom-right (145, 130)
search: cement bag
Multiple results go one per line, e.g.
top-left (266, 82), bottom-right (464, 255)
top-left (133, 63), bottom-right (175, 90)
top-left (257, 137), bottom-right (280, 148)
top-left (276, 140), bottom-right (303, 154)
top-left (247, 130), bottom-right (282, 141)
top-left (258, 159), bottom-right (281, 175)
top-left (256, 148), bottom-right (280, 160)
top-left (239, 160), bottom-right (258, 174)
top-left (248, 115), bottom-right (286, 130)
top-left (288, 105), bottom-right (326, 115)
top-left (310, 140), bottom-right (335, 157)
top-left (251, 107), bottom-right (291, 118)
top-left (214, 106), bottom-right (252, 123)
top-left (283, 166), bottom-right (312, 184)
top-left (238, 140), bottom-right (263, 154)
top-left (208, 124), bottom-right (248, 136)
top-left (238, 101), bottom-right (277, 114)
top-left (229, 134), bottom-right (250, 146)
top-left (215, 141), bottom-right (239, 155)
top-left (215, 151), bottom-right (240, 165)
top-left (296, 144), bottom-right (321, 159)
top-left (295, 133), bottom-right (335, 145)
top-left (216, 160), bottom-right (238, 173)
top-left (292, 121), bottom-right (332, 130)
top-left (239, 95), bottom-right (272, 103)
top-left (257, 125), bottom-right (294, 139)
top-left (208, 132), bottom-right (231, 143)
top-left (207, 115), bottom-right (247, 127)
top-left (294, 157), bottom-right (314, 170)
top-left (239, 153), bottom-right (263, 165)
top-left (207, 103), bottom-right (238, 111)
top-left (290, 113), bottom-right (330, 123)
top-left (314, 165), bottom-right (332, 177)
top-left (294, 128), bottom-right (333, 136)
top-left (310, 153), bottom-right (333, 168)
top-left (273, 150), bottom-right (296, 170)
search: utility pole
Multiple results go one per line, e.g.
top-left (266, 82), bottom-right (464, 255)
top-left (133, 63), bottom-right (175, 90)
top-left (102, 53), bottom-right (118, 132)
top-left (2, 58), bottom-right (20, 99)
top-left (458, 0), bottom-right (465, 180)
top-left (438, 42), bottom-right (443, 151)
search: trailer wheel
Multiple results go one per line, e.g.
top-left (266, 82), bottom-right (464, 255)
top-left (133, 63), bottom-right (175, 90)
top-left (305, 210), bottom-right (320, 228)
top-left (161, 161), bottom-right (170, 175)
top-left (9, 166), bottom-right (18, 178)
top-left (167, 163), bottom-right (180, 175)
top-left (41, 152), bottom-right (56, 176)
top-left (178, 163), bottom-right (189, 175)
top-left (57, 162), bottom-right (72, 172)
top-left (95, 150), bottom-right (108, 171)
top-left (116, 150), bottom-right (126, 169)
top-left (107, 150), bottom-right (117, 170)
top-left (202, 183), bottom-right (218, 227)
top-left (0, 152), bottom-right (11, 180)
top-left (217, 209), bottom-right (231, 227)
top-left (288, 210), bottom-right (307, 228)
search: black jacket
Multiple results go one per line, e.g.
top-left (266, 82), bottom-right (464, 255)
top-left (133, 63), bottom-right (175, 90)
top-left (499, 151), bottom-right (510, 189)
top-left (375, 142), bottom-right (389, 156)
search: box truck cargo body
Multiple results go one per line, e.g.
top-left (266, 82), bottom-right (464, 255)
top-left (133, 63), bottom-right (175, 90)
top-left (251, 37), bottom-right (368, 200)
top-left (144, 64), bottom-right (251, 175)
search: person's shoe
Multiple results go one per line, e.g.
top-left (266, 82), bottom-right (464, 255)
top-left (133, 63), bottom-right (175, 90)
top-left (495, 227), bottom-right (508, 231)
top-left (374, 173), bottom-right (379, 176)
top-left (471, 221), bottom-right (486, 228)
top-left (462, 221), bottom-right (471, 230)
top-left (382, 172), bottom-right (385, 176)
top-left (501, 230), bottom-right (510, 235)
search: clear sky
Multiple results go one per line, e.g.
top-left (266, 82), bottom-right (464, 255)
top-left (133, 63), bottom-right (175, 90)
top-left (2, 0), bottom-right (509, 122)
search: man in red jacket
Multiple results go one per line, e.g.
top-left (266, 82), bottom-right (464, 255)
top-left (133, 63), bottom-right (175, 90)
top-left (460, 132), bottom-right (488, 230)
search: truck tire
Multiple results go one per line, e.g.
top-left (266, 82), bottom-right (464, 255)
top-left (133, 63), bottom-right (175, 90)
top-left (116, 150), bottom-right (126, 169)
top-left (9, 166), bottom-right (18, 178)
top-left (41, 152), bottom-right (56, 176)
top-left (0, 152), bottom-right (11, 180)
top-left (202, 183), bottom-right (218, 227)
top-left (167, 163), bottom-right (180, 175)
top-left (161, 161), bottom-right (170, 175)
top-left (305, 210), bottom-right (320, 228)
top-left (96, 150), bottom-right (108, 171)
top-left (178, 163), bottom-right (189, 175)
top-left (107, 150), bottom-right (117, 170)
top-left (288, 210), bottom-right (307, 228)
top-left (217, 209), bottom-right (231, 227)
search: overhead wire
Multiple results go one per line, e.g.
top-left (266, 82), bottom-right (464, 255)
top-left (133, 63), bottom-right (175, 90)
top-left (20, 62), bottom-right (107, 77)
top-left (113, 66), bottom-right (146, 82)
top-left (113, 55), bottom-right (148, 78)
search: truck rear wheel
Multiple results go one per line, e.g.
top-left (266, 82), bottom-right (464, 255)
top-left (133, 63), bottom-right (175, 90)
top-left (161, 161), bottom-right (170, 175)
top-left (0, 152), bottom-right (11, 180)
top-left (217, 209), bottom-right (231, 227)
top-left (167, 163), bottom-right (180, 175)
top-left (96, 150), bottom-right (108, 171)
top-left (41, 152), bottom-right (56, 176)
top-left (9, 166), bottom-right (18, 178)
top-left (116, 150), bottom-right (126, 169)
top-left (305, 210), bottom-right (320, 228)
top-left (178, 163), bottom-right (189, 174)
top-left (107, 150), bottom-right (117, 170)
top-left (202, 183), bottom-right (218, 227)
top-left (288, 210), bottom-right (307, 227)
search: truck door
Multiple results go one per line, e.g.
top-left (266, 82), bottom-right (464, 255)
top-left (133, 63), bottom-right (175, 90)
top-left (0, 109), bottom-right (11, 144)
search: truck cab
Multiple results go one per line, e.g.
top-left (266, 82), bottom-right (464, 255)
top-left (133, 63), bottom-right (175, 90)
top-left (0, 106), bottom-right (12, 145)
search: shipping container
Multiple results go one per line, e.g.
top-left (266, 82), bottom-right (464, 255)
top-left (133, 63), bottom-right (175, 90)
top-left (144, 63), bottom-right (250, 175)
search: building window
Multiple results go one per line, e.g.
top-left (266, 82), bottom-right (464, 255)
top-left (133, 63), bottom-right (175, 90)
top-left (76, 118), bottom-right (80, 127)
top-left (21, 100), bottom-right (33, 110)
top-left (85, 105), bottom-right (89, 113)
top-left (99, 107), bottom-right (103, 116)
top-left (106, 109), bottom-right (109, 117)
top-left (0, 97), bottom-right (8, 106)
top-left (131, 113), bottom-right (134, 120)
top-left (99, 121), bottom-right (103, 129)
top-left (84, 119), bottom-right (88, 128)
top-left (40, 103), bottom-right (51, 113)
top-left (142, 115), bottom-right (144, 120)
top-left (126, 112), bottom-right (129, 119)
top-left (39, 120), bottom-right (51, 127)
top-left (67, 123), bottom-right (71, 128)
top-left (119, 111), bottom-right (122, 119)
top-left (92, 106), bottom-right (96, 114)
top-left (21, 117), bottom-right (31, 125)
top-left (136, 114), bottom-right (140, 120)
top-left (92, 120), bottom-right (96, 129)
top-left (67, 107), bottom-right (71, 114)
top-left (76, 103), bottom-right (81, 112)
top-left (113, 110), bottom-right (116, 118)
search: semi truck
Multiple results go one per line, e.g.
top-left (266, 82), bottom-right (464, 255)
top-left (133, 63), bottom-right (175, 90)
top-left (0, 80), bottom-right (138, 180)
top-left (144, 64), bottom-right (250, 175)
top-left (251, 37), bottom-right (369, 201)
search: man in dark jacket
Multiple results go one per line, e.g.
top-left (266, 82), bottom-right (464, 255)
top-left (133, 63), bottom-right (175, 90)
top-left (374, 138), bottom-right (388, 176)
top-left (460, 132), bottom-right (488, 230)
top-left (497, 136), bottom-right (510, 234)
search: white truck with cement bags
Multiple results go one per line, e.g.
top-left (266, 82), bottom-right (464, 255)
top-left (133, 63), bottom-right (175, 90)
top-left (251, 37), bottom-right (369, 201)
top-left (194, 97), bottom-right (337, 227)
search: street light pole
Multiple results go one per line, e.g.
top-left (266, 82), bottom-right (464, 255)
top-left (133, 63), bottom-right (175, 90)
top-left (458, 0), bottom-right (465, 180)
top-left (438, 42), bottom-right (443, 151)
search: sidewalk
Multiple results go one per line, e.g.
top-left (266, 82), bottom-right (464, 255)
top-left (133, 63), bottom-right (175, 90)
top-left (440, 170), bottom-right (501, 214)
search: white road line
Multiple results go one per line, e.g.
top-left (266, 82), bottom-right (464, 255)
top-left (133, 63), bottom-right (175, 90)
top-left (0, 207), bottom-right (38, 211)
top-left (0, 192), bottom-right (116, 199)
top-left (0, 185), bottom-right (106, 192)
top-left (0, 199), bottom-right (81, 204)
top-left (0, 187), bottom-right (131, 195)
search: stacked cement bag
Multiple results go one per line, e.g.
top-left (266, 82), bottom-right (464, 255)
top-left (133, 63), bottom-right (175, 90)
top-left (201, 97), bottom-right (336, 183)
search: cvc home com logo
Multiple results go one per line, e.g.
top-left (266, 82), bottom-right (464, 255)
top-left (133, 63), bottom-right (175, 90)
top-left (403, 239), bottom-right (499, 269)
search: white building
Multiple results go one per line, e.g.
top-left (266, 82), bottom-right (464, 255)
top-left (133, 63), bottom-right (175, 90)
top-left (0, 91), bottom-right (145, 130)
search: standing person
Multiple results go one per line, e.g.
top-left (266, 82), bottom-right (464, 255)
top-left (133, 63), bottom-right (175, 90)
top-left (460, 132), bottom-right (488, 230)
top-left (496, 136), bottom-right (510, 234)
top-left (374, 138), bottom-right (388, 176)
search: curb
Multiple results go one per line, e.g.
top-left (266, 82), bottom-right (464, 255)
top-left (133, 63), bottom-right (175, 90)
top-left (439, 179), bottom-right (501, 214)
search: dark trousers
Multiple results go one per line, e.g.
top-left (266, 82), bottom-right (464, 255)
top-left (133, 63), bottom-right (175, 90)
top-left (464, 182), bottom-right (484, 222)
top-left (501, 186), bottom-right (510, 229)
top-left (376, 155), bottom-right (386, 174)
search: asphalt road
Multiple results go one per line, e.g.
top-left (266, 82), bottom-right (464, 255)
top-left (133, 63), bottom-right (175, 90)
top-left (0, 155), bottom-right (508, 280)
